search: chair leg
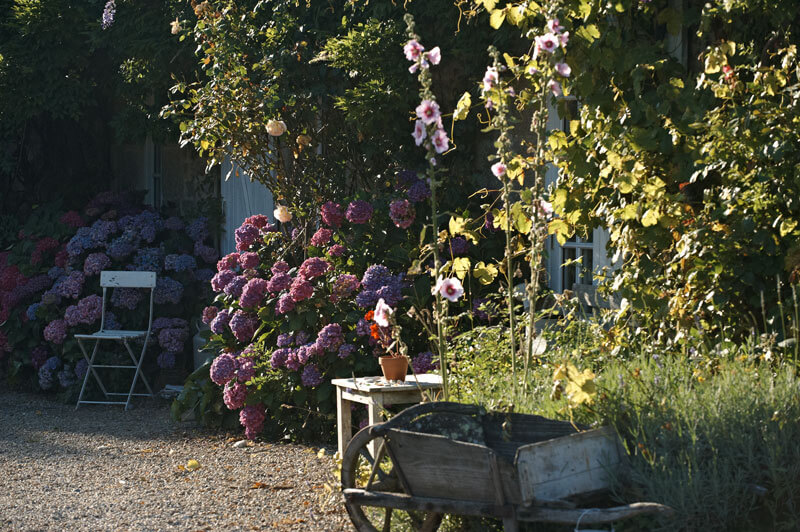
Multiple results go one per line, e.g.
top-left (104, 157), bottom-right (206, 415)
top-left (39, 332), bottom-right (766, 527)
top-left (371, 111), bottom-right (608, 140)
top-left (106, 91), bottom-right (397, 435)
top-left (123, 339), bottom-right (154, 410)
top-left (76, 338), bottom-right (110, 409)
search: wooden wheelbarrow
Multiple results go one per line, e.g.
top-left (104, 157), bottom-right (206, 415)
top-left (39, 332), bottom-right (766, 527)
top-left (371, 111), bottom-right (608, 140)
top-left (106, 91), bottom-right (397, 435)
top-left (341, 402), bottom-right (672, 531)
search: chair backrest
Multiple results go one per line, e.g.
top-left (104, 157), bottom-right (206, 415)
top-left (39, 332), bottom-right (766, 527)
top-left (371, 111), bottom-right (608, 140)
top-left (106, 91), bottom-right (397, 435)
top-left (100, 271), bottom-right (157, 288)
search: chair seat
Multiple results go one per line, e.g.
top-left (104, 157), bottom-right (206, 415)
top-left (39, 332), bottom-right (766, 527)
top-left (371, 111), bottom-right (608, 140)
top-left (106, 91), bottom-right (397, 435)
top-left (75, 330), bottom-right (147, 340)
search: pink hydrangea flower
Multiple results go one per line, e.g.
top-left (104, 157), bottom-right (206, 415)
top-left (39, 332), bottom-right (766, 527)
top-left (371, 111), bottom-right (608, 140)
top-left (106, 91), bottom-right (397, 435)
top-left (310, 228), bottom-right (333, 247)
top-left (403, 39), bottom-right (424, 61)
top-left (434, 278), bottom-right (464, 303)
top-left (412, 120), bottom-right (427, 146)
top-left (555, 62), bottom-right (571, 77)
top-left (431, 129), bottom-right (449, 154)
top-left (321, 201), bottom-right (344, 228)
top-left (491, 162), bottom-right (506, 178)
top-left (415, 100), bottom-right (441, 126)
top-left (389, 199), bottom-right (415, 229)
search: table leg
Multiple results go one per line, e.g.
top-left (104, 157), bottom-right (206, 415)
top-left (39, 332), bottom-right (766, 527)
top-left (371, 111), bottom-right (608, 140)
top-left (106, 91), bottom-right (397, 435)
top-left (336, 387), bottom-right (352, 458)
top-left (367, 394), bottom-right (384, 457)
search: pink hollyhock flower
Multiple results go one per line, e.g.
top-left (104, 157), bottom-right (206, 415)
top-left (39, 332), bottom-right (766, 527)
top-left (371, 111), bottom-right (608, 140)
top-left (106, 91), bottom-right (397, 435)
top-left (403, 39), bottom-right (424, 61)
top-left (537, 199), bottom-right (554, 218)
top-left (535, 33), bottom-right (559, 54)
top-left (412, 120), bottom-right (427, 146)
top-left (373, 298), bottom-right (393, 327)
top-left (491, 162), bottom-right (507, 178)
top-left (431, 129), bottom-right (449, 154)
top-left (415, 99), bottom-right (441, 125)
top-left (548, 18), bottom-right (564, 33)
top-left (559, 31), bottom-right (570, 47)
top-left (434, 278), bottom-right (464, 303)
top-left (483, 66), bottom-right (499, 93)
top-left (547, 79), bottom-right (563, 97)
top-left (555, 62), bottom-right (571, 77)
top-left (427, 46), bottom-right (441, 65)
top-left (528, 66), bottom-right (539, 76)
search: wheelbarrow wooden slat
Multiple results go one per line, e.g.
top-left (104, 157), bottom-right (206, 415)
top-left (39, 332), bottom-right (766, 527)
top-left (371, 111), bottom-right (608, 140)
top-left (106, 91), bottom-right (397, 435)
top-left (481, 412), bottom-right (580, 463)
top-left (343, 488), bottom-right (514, 519)
top-left (384, 429), bottom-right (522, 504)
top-left (516, 425), bottom-right (628, 504)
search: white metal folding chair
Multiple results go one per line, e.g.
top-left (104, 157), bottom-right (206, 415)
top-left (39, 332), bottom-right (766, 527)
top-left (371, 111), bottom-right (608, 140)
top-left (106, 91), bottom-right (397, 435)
top-left (75, 271), bottom-right (156, 410)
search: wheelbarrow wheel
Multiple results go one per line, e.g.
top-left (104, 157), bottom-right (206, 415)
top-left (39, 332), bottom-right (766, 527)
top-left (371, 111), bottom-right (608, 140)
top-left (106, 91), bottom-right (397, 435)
top-left (342, 426), bottom-right (443, 532)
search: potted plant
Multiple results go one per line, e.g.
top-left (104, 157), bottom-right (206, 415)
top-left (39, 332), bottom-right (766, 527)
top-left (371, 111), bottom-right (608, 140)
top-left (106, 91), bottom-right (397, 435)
top-left (373, 298), bottom-right (409, 381)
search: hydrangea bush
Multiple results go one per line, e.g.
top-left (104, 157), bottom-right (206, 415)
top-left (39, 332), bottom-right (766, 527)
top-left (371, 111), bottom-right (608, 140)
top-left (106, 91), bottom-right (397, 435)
top-left (0, 191), bottom-right (215, 397)
top-left (176, 184), bottom-right (467, 439)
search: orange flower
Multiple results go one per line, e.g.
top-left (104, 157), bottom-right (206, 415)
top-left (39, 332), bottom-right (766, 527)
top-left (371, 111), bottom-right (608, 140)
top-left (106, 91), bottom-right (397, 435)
top-left (370, 323), bottom-right (381, 339)
top-left (365, 310), bottom-right (374, 321)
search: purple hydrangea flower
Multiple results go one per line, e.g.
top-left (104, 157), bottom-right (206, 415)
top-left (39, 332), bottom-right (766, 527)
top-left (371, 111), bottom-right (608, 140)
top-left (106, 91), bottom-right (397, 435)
top-left (301, 364), bottom-right (324, 387)
top-left (310, 228), bottom-right (333, 247)
top-left (338, 344), bottom-right (356, 359)
top-left (107, 230), bottom-right (138, 260)
top-left (165, 254), bottom-right (197, 272)
top-left (235, 223), bottom-right (260, 251)
top-left (411, 351), bottom-right (439, 374)
top-left (275, 294), bottom-right (295, 314)
top-left (328, 244), bottom-right (346, 257)
top-left (101, 1), bottom-right (116, 31)
top-left (298, 257), bottom-right (330, 280)
top-left (43, 319), bottom-right (67, 344)
top-left (240, 404), bottom-right (266, 440)
top-left (271, 261), bottom-right (290, 275)
top-left (111, 287), bottom-right (142, 310)
top-left (210, 309), bottom-right (232, 334)
top-left (26, 303), bottom-right (40, 321)
top-left (104, 312), bottom-right (122, 330)
top-left (346, 200), bottom-right (374, 224)
top-left (211, 270), bottom-right (236, 292)
top-left (284, 349), bottom-right (301, 371)
top-left (186, 217), bottom-right (209, 242)
top-left (77, 295), bottom-right (103, 325)
top-left (210, 352), bottom-right (238, 385)
top-left (38, 356), bottom-right (61, 389)
top-left (330, 274), bottom-right (360, 303)
top-left (397, 169), bottom-right (419, 189)
top-left (266, 272), bottom-right (292, 294)
top-left (217, 253), bottom-right (240, 272)
top-left (223, 275), bottom-right (248, 299)
top-left (75, 358), bottom-right (89, 379)
top-left (202, 306), bottom-right (219, 325)
top-left (356, 318), bottom-right (370, 336)
top-left (194, 268), bottom-right (214, 282)
top-left (194, 241), bottom-right (218, 265)
top-left (316, 323), bottom-right (344, 352)
top-left (133, 247), bottom-right (163, 272)
top-left (83, 252), bottom-right (111, 276)
top-left (449, 237), bottom-right (469, 256)
top-left (31, 345), bottom-right (49, 370)
top-left (239, 252), bottom-right (259, 270)
top-left (55, 271), bottom-right (85, 300)
top-left (356, 265), bottom-right (404, 308)
top-left (270, 347), bottom-right (290, 369)
top-left (389, 199), bottom-right (415, 229)
top-left (48, 266), bottom-right (65, 280)
top-left (295, 330), bottom-right (310, 345)
top-left (224, 381), bottom-right (248, 410)
top-left (229, 310), bottom-right (258, 342)
top-left (289, 277), bottom-right (313, 302)
top-left (154, 277), bottom-right (183, 305)
top-left (240, 278), bottom-right (268, 308)
top-left (157, 352), bottom-right (176, 369)
top-left (277, 333), bottom-right (293, 347)
top-left (237, 356), bottom-right (255, 382)
top-left (65, 305), bottom-right (82, 327)
top-left (58, 364), bottom-right (77, 388)
top-left (407, 180), bottom-right (431, 203)
top-left (321, 201), bottom-right (344, 228)
top-left (159, 327), bottom-right (188, 352)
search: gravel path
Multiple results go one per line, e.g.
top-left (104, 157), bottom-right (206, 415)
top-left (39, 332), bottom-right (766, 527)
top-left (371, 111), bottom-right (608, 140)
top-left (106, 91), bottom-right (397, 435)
top-left (0, 390), bottom-right (351, 531)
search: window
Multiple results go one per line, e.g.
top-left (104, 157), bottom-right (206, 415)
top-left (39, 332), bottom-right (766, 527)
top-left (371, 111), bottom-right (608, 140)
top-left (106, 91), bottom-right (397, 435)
top-left (559, 235), bottom-right (593, 291)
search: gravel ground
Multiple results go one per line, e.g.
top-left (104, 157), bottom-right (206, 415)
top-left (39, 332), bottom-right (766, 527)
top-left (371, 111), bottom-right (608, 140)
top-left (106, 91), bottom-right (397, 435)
top-left (0, 390), bottom-right (351, 531)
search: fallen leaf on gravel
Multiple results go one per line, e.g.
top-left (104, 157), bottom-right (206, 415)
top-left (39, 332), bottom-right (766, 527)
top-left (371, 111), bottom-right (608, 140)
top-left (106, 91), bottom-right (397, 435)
top-left (139, 448), bottom-right (154, 454)
top-left (233, 440), bottom-right (251, 448)
top-left (250, 482), bottom-right (268, 489)
top-left (186, 459), bottom-right (201, 471)
top-left (271, 484), bottom-right (294, 491)
top-left (35, 410), bottom-right (42, 415)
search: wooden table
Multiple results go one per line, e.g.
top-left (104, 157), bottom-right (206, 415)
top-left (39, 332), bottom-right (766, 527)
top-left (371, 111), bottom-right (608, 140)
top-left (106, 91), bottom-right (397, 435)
top-left (331, 373), bottom-right (443, 457)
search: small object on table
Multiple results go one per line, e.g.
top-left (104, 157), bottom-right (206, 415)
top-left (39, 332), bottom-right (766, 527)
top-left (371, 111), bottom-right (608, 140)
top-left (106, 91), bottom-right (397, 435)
top-left (331, 373), bottom-right (443, 457)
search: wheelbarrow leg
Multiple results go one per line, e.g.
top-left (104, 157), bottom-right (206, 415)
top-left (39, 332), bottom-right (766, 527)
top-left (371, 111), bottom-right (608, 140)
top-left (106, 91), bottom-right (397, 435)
top-left (502, 515), bottom-right (520, 532)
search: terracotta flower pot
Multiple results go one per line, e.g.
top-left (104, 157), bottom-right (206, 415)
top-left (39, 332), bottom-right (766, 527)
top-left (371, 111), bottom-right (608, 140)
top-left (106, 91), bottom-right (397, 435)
top-left (379, 355), bottom-right (409, 382)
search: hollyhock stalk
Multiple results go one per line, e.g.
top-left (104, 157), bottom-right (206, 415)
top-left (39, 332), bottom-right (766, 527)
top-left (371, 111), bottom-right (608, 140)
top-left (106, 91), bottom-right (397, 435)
top-left (405, 14), bottom-right (448, 399)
